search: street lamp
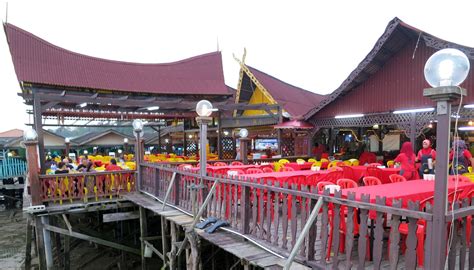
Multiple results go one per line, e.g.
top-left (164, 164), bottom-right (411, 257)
top-left (423, 48), bottom-right (469, 269)
top-left (238, 128), bottom-right (250, 164)
top-left (196, 100), bottom-right (217, 177)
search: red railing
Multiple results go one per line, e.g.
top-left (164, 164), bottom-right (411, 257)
top-left (38, 170), bottom-right (136, 204)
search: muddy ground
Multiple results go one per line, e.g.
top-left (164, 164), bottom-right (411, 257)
top-left (0, 210), bottom-right (27, 270)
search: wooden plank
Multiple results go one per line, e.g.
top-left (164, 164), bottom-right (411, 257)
top-left (43, 224), bottom-right (140, 255)
top-left (448, 203), bottom-right (459, 270)
top-left (469, 198), bottom-right (474, 269)
top-left (357, 194), bottom-right (369, 270)
top-left (241, 185), bottom-right (251, 234)
top-left (25, 217), bottom-right (32, 270)
top-left (251, 179), bottom-right (258, 236)
top-left (372, 196), bottom-right (386, 270)
top-left (273, 182), bottom-right (281, 246)
top-left (331, 192), bottom-right (341, 269)
top-left (290, 183), bottom-right (298, 249)
top-left (299, 185), bottom-right (308, 257)
top-left (64, 235), bottom-right (70, 270)
top-left (282, 182), bottom-right (289, 250)
top-left (424, 201), bottom-right (433, 270)
top-left (344, 193), bottom-right (356, 270)
top-left (161, 216), bottom-right (169, 266)
top-left (102, 211), bottom-right (139, 223)
top-left (320, 190), bottom-right (329, 265)
top-left (405, 201), bottom-right (419, 270)
top-left (140, 207), bottom-right (148, 270)
top-left (306, 197), bottom-right (317, 262)
top-left (389, 199), bottom-right (402, 270)
top-left (266, 184), bottom-right (273, 243)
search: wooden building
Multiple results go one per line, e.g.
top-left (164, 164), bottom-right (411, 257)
top-left (305, 17), bottom-right (474, 157)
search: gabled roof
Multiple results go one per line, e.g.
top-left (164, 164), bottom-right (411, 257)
top-left (239, 65), bottom-right (326, 117)
top-left (71, 129), bottom-right (134, 146)
top-left (0, 129), bottom-right (23, 138)
top-left (4, 23), bottom-right (229, 96)
top-left (304, 17), bottom-right (474, 120)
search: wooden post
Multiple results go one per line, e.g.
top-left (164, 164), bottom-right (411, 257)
top-left (217, 112), bottom-right (223, 160)
top-left (64, 234), bottom-right (70, 270)
top-left (35, 216), bottom-right (47, 270)
top-left (158, 126), bottom-right (162, 154)
top-left (65, 142), bottom-right (70, 156)
top-left (139, 207), bottom-right (148, 270)
top-left (25, 217), bottom-right (33, 270)
top-left (197, 117), bottom-right (212, 177)
top-left (183, 128), bottom-right (188, 157)
top-left (240, 138), bottom-right (250, 165)
top-left (240, 185), bottom-right (251, 234)
top-left (25, 140), bottom-right (42, 205)
top-left (135, 131), bottom-right (143, 190)
top-left (161, 216), bottom-right (168, 267)
top-left (33, 89), bottom-right (46, 174)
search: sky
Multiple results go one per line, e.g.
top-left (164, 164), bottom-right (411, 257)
top-left (0, 0), bottom-right (474, 132)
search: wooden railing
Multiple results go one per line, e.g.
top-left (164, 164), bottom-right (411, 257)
top-left (38, 170), bottom-right (136, 204)
top-left (138, 163), bottom-right (474, 269)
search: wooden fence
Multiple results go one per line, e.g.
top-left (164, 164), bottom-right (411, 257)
top-left (0, 158), bottom-right (27, 179)
top-left (38, 170), bottom-right (136, 204)
top-left (139, 163), bottom-right (474, 269)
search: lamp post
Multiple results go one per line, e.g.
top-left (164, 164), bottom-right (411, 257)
top-left (133, 119), bottom-right (144, 189)
top-left (196, 100), bottom-right (217, 177)
top-left (123, 137), bottom-right (129, 155)
top-left (64, 137), bottom-right (70, 156)
top-left (239, 128), bottom-right (249, 164)
top-left (423, 48), bottom-right (469, 269)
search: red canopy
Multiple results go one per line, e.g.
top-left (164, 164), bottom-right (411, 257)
top-left (274, 120), bottom-right (314, 129)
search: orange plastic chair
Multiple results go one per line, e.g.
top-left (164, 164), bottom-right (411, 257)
top-left (213, 162), bottom-right (227, 166)
top-left (262, 167), bottom-right (273, 173)
top-left (231, 161), bottom-right (244, 166)
top-left (389, 174), bottom-right (406, 183)
top-left (246, 168), bottom-right (264, 174)
top-left (363, 176), bottom-right (382, 186)
top-left (280, 166), bottom-right (295, 172)
top-left (337, 178), bottom-right (358, 189)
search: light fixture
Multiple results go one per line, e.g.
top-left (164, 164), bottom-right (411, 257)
top-left (451, 114), bottom-right (461, 119)
top-left (239, 128), bottom-right (249, 138)
top-left (334, 114), bottom-right (364, 119)
top-left (458, 126), bottom-right (474, 131)
top-left (469, 121), bottom-right (474, 126)
top-left (216, 130), bottom-right (219, 133)
top-left (65, 137), bottom-right (70, 143)
top-left (93, 146), bottom-right (98, 150)
top-left (165, 138), bottom-right (169, 143)
top-left (7, 152), bottom-right (13, 157)
top-left (196, 100), bottom-right (217, 117)
top-left (118, 149), bottom-right (123, 154)
top-left (372, 124), bottom-right (379, 130)
top-left (393, 108), bottom-right (434, 114)
top-left (282, 111), bottom-right (291, 118)
top-left (146, 106), bottom-right (159, 111)
top-left (424, 48), bottom-right (470, 87)
top-left (428, 123), bottom-right (433, 128)
top-left (465, 104), bottom-right (474, 109)
top-left (124, 138), bottom-right (129, 143)
top-left (223, 130), bottom-right (229, 136)
top-left (23, 128), bottom-right (38, 141)
top-left (84, 150), bottom-right (88, 155)
top-left (132, 119), bottom-right (144, 132)
top-left (188, 134), bottom-right (193, 139)
top-left (79, 102), bottom-right (87, 108)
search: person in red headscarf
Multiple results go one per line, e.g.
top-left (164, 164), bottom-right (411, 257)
top-left (394, 141), bottom-right (418, 180)
top-left (416, 139), bottom-right (436, 176)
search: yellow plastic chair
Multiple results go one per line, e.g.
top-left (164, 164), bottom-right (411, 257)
top-left (296, 158), bottom-right (305, 164)
top-left (308, 158), bottom-right (317, 163)
top-left (343, 160), bottom-right (352, 166)
top-left (321, 158), bottom-right (329, 164)
top-left (387, 160), bottom-right (395, 168)
top-left (312, 161), bottom-right (322, 167)
top-left (278, 159), bottom-right (290, 164)
top-left (462, 173), bottom-right (474, 182)
top-left (349, 158), bottom-right (359, 166)
top-left (274, 162), bottom-right (283, 172)
top-left (469, 166), bottom-right (473, 173)
top-left (327, 160), bottom-right (339, 169)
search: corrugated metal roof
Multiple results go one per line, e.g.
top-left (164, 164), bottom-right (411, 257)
top-left (246, 66), bottom-right (326, 118)
top-left (305, 17), bottom-right (474, 120)
top-left (4, 23), bottom-right (229, 96)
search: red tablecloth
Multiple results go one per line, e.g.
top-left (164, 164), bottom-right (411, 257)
top-left (240, 170), bottom-right (330, 185)
top-left (342, 179), bottom-right (474, 207)
top-left (284, 162), bottom-right (314, 171)
top-left (207, 164), bottom-right (271, 172)
top-left (350, 166), bottom-right (401, 183)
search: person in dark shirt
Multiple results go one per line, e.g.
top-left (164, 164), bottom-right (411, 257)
top-left (55, 162), bottom-right (70, 174)
top-left (106, 159), bottom-right (122, 171)
top-left (76, 158), bottom-right (88, 172)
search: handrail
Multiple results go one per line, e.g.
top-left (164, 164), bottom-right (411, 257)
top-left (39, 170), bottom-right (135, 178)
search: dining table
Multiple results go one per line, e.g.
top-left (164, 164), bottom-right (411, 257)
top-left (350, 166), bottom-right (401, 183)
top-left (283, 162), bottom-right (314, 171)
top-left (341, 179), bottom-right (474, 207)
top-left (240, 170), bottom-right (330, 186)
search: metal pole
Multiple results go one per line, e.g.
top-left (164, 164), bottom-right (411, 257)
top-left (240, 138), bottom-right (249, 164)
top-left (284, 197), bottom-right (323, 270)
top-left (65, 142), bottom-right (70, 156)
top-left (135, 131), bottom-right (142, 190)
top-left (197, 117), bottom-right (212, 178)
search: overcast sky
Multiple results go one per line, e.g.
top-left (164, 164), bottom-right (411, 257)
top-left (1, 0), bottom-right (474, 132)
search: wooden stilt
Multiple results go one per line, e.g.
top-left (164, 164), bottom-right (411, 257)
top-left (64, 235), bottom-right (70, 270)
top-left (34, 216), bottom-right (47, 270)
top-left (53, 217), bottom-right (62, 268)
top-left (161, 216), bottom-right (168, 267)
top-left (186, 231), bottom-right (201, 270)
top-left (25, 217), bottom-right (33, 270)
top-left (168, 221), bottom-right (178, 270)
top-left (139, 207), bottom-right (148, 270)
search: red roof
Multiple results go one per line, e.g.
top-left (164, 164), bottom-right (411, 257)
top-left (0, 129), bottom-right (23, 138)
top-left (4, 23), bottom-right (229, 95)
top-left (247, 66), bottom-right (325, 117)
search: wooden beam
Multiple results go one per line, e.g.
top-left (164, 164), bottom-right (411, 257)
top-left (43, 224), bottom-right (141, 255)
top-left (144, 240), bottom-right (165, 260)
top-left (140, 207), bottom-right (148, 270)
top-left (33, 89), bottom-right (46, 174)
top-left (102, 211), bottom-right (139, 223)
top-left (62, 214), bottom-right (72, 233)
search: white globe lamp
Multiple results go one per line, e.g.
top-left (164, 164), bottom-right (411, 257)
top-left (424, 48), bottom-right (470, 87)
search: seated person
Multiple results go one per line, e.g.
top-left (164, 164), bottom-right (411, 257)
top-left (359, 150), bottom-right (377, 165)
top-left (55, 162), bottom-right (70, 174)
top-left (106, 159), bottom-right (123, 171)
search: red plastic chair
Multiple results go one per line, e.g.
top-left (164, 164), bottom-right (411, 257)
top-left (337, 178), bottom-right (358, 189)
top-left (246, 168), bottom-right (264, 174)
top-left (328, 166), bottom-right (343, 172)
top-left (367, 162), bottom-right (382, 167)
top-left (280, 166), bottom-right (295, 172)
top-left (389, 174), bottom-right (407, 183)
top-left (318, 170), bottom-right (344, 184)
top-left (340, 166), bottom-right (355, 181)
top-left (227, 169), bottom-right (246, 175)
top-left (213, 162), bottom-right (227, 166)
top-left (262, 167), bottom-right (273, 173)
top-left (317, 181), bottom-right (334, 193)
top-left (231, 161), bottom-right (244, 166)
top-left (363, 176), bottom-right (382, 186)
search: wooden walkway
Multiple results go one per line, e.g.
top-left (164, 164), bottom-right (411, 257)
top-left (123, 192), bottom-right (311, 269)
